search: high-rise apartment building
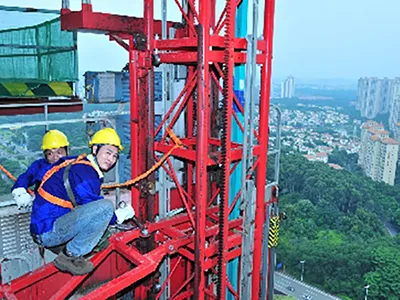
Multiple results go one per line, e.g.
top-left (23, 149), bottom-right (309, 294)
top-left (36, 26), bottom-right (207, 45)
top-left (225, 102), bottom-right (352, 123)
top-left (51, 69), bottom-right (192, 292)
top-left (358, 121), bottom-right (399, 185)
top-left (389, 78), bottom-right (400, 132)
top-left (280, 76), bottom-right (295, 98)
top-left (395, 123), bottom-right (400, 141)
top-left (356, 77), bottom-right (393, 119)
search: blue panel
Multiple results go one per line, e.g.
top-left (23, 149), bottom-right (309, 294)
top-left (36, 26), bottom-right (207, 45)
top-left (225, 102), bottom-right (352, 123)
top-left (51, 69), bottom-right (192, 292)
top-left (118, 153), bottom-right (131, 183)
top-left (121, 72), bottom-right (130, 102)
top-left (115, 114), bottom-right (131, 146)
top-left (114, 72), bottom-right (123, 102)
top-left (229, 0), bottom-right (249, 297)
top-left (154, 71), bottom-right (163, 102)
top-left (83, 70), bottom-right (163, 103)
top-left (154, 114), bottom-right (163, 141)
top-left (233, 89), bottom-right (245, 113)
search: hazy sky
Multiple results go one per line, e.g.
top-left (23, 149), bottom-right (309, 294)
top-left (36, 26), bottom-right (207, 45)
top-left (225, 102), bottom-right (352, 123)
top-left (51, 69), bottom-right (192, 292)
top-left (1, 0), bottom-right (399, 81)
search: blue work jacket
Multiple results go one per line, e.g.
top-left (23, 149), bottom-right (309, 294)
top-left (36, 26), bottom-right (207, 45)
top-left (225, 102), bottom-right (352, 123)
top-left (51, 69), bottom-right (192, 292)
top-left (12, 159), bottom-right (52, 192)
top-left (30, 155), bottom-right (117, 235)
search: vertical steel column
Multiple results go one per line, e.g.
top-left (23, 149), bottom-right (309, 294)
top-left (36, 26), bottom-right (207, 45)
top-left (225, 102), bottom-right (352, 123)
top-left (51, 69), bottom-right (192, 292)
top-left (252, 0), bottom-right (275, 298)
top-left (184, 0), bottom-right (195, 208)
top-left (184, 1), bottom-right (196, 292)
top-left (239, 32), bottom-right (257, 300)
top-left (273, 107), bottom-right (282, 183)
top-left (129, 38), bottom-right (141, 215)
top-left (240, 180), bottom-right (256, 299)
top-left (143, 0), bottom-right (155, 224)
top-left (194, 0), bottom-right (210, 296)
top-left (158, 1), bottom-right (170, 299)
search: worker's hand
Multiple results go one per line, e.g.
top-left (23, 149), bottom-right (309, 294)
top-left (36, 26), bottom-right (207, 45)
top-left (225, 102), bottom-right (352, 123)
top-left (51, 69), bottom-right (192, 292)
top-left (115, 202), bottom-right (135, 224)
top-left (12, 188), bottom-right (33, 209)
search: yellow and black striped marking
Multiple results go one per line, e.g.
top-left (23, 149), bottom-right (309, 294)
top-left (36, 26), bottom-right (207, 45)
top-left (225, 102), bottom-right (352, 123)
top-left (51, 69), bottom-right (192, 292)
top-left (0, 82), bottom-right (73, 97)
top-left (268, 216), bottom-right (280, 248)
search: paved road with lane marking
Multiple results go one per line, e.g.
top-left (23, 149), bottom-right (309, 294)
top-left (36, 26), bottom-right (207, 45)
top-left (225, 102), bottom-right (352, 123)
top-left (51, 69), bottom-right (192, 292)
top-left (275, 272), bottom-right (342, 300)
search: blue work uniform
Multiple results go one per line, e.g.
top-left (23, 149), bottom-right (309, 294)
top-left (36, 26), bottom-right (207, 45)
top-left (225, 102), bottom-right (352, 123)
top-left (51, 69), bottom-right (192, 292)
top-left (30, 154), bottom-right (117, 235)
top-left (12, 159), bottom-right (52, 192)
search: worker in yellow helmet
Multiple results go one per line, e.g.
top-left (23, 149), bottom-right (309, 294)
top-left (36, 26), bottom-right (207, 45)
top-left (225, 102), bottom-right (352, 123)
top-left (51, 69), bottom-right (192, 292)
top-left (30, 127), bottom-right (134, 275)
top-left (11, 129), bottom-right (69, 210)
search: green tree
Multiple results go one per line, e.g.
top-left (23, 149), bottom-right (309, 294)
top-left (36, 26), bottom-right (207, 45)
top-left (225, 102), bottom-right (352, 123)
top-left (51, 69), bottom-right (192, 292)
top-left (364, 246), bottom-right (400, 299)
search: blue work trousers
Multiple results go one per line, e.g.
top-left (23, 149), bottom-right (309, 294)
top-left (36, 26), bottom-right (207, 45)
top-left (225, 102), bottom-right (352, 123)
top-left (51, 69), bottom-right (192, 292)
top-left (38, 199), bottom-right (114, 256)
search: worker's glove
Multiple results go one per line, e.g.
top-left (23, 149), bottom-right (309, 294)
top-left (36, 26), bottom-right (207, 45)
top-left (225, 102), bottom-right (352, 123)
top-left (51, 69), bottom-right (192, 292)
top-left (115, 202), bottom-right (135, 224)
top-left (12, 188), bottom-right (33, 209)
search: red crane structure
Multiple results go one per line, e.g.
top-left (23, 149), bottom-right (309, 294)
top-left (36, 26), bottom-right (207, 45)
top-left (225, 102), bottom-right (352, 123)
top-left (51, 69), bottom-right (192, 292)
top-left (0, 0), bottom-right (276, 299)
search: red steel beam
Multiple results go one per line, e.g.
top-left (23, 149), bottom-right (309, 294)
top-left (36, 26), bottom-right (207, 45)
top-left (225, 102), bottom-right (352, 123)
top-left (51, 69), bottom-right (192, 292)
top-left (49, 248), bottom-right (114, 300)
top-left (155, 36), bottom-right (266, 52)
top-left (61, 3), bottom-right (178, 37)
top-left (80, 246), bottom-right (168, 300)
top-left (154, 71), bottom-right (197, 137)
top-left (0, 98), bottom-right (83, 116)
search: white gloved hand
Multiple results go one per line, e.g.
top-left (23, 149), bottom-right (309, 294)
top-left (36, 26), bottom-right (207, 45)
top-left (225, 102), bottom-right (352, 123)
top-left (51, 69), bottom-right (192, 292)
top-left (12, 188), bottom-right (33, 209)
top-left (12, 187), bottom-right (26, 198)
top-left (115, 202), bottom-right (135, 224)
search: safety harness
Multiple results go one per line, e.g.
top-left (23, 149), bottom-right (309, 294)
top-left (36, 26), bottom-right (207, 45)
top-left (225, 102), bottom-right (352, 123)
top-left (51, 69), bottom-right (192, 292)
top-left (37, 154), bottom-right (92, 209)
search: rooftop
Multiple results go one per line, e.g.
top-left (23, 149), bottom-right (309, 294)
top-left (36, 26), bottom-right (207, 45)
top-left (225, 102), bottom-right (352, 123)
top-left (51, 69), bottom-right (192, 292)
top-left (381, 138), bottom-right (399, 145)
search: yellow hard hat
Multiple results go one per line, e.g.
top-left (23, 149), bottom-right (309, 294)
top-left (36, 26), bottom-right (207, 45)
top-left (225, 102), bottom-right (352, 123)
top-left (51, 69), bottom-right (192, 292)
top-left (41, 130), bottom-right (69, 151)
top-left (89, 128), bottom-right (123, 151)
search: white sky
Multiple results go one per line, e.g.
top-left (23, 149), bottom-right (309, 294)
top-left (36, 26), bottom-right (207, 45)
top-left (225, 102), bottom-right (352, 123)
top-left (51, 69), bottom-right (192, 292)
top-left (1, 1), bottom-right (400, 81)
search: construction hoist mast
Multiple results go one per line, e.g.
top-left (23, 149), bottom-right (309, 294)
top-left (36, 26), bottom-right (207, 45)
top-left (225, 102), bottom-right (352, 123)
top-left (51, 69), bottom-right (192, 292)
top-left (0, 0), bottom-right (276, 299)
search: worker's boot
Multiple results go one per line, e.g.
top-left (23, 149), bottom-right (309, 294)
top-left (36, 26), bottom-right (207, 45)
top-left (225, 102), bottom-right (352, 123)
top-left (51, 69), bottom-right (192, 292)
top-left (93, 228), bottom-right (111, 253)
top-left (54, 249), bottom-right (94, 275)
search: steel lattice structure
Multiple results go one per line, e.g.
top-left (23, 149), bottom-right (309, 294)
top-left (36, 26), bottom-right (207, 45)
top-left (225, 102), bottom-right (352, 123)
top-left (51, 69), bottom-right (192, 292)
top-left (0, 0), bottom-right (276, 299)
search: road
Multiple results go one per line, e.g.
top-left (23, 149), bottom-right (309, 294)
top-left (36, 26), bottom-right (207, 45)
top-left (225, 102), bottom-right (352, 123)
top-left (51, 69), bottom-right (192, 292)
top-left (383, 221), bottom-right (399, 237)
top-left (275, 272), bottom-right (342, 300)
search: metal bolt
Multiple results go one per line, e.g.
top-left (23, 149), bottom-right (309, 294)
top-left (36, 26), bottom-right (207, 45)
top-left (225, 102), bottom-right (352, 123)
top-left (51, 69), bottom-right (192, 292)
top-left (141, 228), bottom-right (149, 236)
top-left (168, 245), bottom-right (175, 251)
top-left (153, 283), bottom-right (162, 292)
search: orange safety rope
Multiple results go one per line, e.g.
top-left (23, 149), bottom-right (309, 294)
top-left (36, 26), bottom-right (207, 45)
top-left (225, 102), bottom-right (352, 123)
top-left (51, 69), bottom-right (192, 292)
top-left (0, 164), bottom-right (34, 196)
top-left (102, 128), bottom-right (184, 189)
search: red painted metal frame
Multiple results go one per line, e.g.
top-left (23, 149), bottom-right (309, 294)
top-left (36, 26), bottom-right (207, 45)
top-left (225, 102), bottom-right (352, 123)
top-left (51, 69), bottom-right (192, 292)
top-left (0, 0), bottom-right (276, 298)
top-left (60, 3), bottom-right (178, 37)
top-left (0, 98), bottom-right (83, 115)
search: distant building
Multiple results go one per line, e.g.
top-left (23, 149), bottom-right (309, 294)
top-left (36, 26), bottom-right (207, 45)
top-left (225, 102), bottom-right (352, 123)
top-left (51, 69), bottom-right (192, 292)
top-left (358, 121), bottom-right (399, 185)
top-left (280, 76), bottom-right (295, 98)
top-left (328, 163), bottom-right (343, 170)
top-left (315, 152), bottom-right (328, 163)
top-left (356, 77), bottom-right (393, 119)
top-left (304, 152), bottom-right (328, 163)
top-left (389, 78), bottom-right (400, 132)
top-left (395, 123), bottom-right (400, 141)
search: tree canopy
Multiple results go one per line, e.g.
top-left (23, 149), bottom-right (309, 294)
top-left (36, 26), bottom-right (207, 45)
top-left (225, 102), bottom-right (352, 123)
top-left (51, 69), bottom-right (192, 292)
top-left (275, 153), bottom-right (400, 299)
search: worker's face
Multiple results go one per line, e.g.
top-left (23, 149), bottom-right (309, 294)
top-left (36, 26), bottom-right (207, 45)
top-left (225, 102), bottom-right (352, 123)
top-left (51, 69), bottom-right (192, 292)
top-left (44, 147), bottom-right (67, 164)
top-left (94, 145), bottom-right (119, 172)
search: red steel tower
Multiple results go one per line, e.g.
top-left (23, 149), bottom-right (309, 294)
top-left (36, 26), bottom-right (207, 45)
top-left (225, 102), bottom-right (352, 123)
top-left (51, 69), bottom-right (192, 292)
top-left (0, 0), bottom-right (276, 298)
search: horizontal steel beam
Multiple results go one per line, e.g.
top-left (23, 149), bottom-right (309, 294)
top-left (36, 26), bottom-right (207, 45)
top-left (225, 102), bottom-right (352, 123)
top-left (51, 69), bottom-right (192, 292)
top-left (0, 5), bottom-right (59, 14)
